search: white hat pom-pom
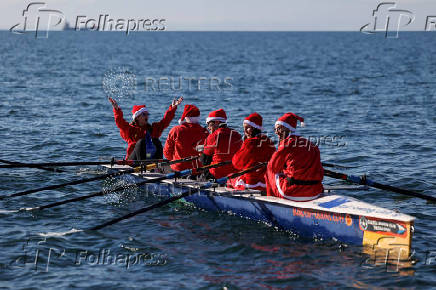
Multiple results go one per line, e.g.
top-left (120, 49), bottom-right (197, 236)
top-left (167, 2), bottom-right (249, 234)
top-left (300, 121), bottom-right (305, 127)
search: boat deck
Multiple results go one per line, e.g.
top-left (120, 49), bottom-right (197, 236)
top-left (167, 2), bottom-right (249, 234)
top-left (103, 164), bottom-right (415, 260)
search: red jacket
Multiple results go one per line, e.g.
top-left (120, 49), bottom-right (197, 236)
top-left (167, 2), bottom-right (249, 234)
top-left (164, 123), bottom-right (209, 171)
top-left (112, 105), bottom-right (177, 158)
top-left (230, 134), bottom-right (275, 190)
top-left (203, 127), bottom-right (243, 179)
top-left (265, 135), bottom-right (324, 201)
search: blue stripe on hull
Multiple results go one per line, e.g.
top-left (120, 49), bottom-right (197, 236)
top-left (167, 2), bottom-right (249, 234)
top-left (121, 173), bottom-right (365, 246)
top-left (261, 202), bottom-right (363, 244)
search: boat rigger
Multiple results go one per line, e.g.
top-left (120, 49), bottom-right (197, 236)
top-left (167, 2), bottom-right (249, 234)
top-left (103, 164), bottom-right (415, 260)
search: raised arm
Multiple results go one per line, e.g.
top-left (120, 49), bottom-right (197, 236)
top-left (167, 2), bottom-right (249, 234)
top-left (151, 96), bottom-right (183, 138)
top-left (108, 97), bottom-right (131, 131)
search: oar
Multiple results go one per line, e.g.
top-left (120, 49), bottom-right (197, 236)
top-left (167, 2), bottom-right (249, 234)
top-left (90, 162), bottom-right (267, 231)
top-left (321, 162), bottom-right (354, 169)
top-left (0, 156), bottom-right (197, 200)
top-left (24, 161), bottom-right (231, 211)
top-left (0, 159), bottom-right (164, 169)
top-left (324, 169), bottom-right (436, 203)
top-left (0, 159), bottom-right (65, 173)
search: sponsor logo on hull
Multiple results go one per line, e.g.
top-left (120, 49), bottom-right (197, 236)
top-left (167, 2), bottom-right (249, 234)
top-left (292, 208), bottom-right (353, 227)
top-left (359, 216), bottom-right (407, 238)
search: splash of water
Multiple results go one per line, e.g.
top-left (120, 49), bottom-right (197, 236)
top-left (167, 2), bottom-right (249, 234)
top-left (102, 176), bottom-right (139, 206)
top-left (38, 228), bottom-right (83, 237)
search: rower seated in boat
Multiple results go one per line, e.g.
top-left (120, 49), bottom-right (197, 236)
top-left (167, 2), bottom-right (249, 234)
top-left (163, 104), bottom-right (209, 173)
top-left (109, 96), bottom-right (183, 161)
top-left (199, 109), bottom-right (243, 179)
top-left (265, 113), bottom-right (324, 201)
top-left (229, 112), bottom-right (275, 191)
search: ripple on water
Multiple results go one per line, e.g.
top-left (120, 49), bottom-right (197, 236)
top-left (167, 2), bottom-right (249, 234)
top-left (0, 31), bottom-right (434, 288)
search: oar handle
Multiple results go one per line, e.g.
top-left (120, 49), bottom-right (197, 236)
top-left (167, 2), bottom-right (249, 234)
top-left (0, 161), bottom-right (111, 168)
top-left (0, 159), bottom-right (166, 168)
top-left (0, 168), bottom-right (135, 200)
top-left (89, 163), bottom-right (234, 231)
top-left (89, 163), bottom-right (269, 231)
top-left (215, 162), bottom-right (267, 185)
top-left (137, 156), bottom-right (198, 171)
top-left (147, 160), bottom-right (231, 181)
top-left (191, 160), bottom-right (231, 175)
top-left (30, 159), bottom-right (232, 211)
top-left (0, 157), bottom-right (201, 200)
top-left (324, 169), bottom-right (436, 203)
top-left (321, 162), bottom-right (354, 169)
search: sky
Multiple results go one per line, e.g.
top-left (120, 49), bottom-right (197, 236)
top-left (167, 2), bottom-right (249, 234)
top-left (1, 0), bottom-right (435, 31)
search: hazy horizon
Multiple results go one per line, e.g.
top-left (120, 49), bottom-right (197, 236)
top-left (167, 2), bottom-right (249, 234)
top-left (1, 0), bottom-right (435, 31)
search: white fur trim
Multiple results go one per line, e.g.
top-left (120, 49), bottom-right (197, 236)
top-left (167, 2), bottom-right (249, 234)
top-left (184, 116), bottom-right (200, 124)
top-left (195, 145), bottom-right (204, 152)
top-left (275, 120), bottom-right (296, 132)
top-left (206, 117), bottom-right (227, 123)
top-left (178, 119), bottom-right (186, 125)
top-left (275, 173), bottom-right (322, 201)
top-left (300, 121), bottom-right (305, 127)
top-left (243, 120), bottom-right (262, 130)
top-left (132, 107), bottom-right (148, 120)
top-left (234, 178), bottom-right (266, 189)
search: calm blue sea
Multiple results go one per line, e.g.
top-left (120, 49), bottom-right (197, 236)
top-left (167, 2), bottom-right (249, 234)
top-left (0, 31), bottom-right (435, 288)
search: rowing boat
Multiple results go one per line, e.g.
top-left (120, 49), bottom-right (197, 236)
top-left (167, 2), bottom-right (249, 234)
top-left (102, 164), bottom-right (414, 260)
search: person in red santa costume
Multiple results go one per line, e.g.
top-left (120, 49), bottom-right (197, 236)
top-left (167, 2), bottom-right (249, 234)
top-left (230, 112), bottom-right (276, 191)
top-left (200, 109), bottom-right (243, 179)
top-left (108, 96), bottom-right (183, 160)
top-left (164, 104), bottom-right (209, 172)
top-left (265, 112), bottom-right (324, 201)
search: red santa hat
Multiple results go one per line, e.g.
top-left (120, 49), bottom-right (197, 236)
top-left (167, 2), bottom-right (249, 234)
top-left (179, 104), bottom-right (200, 124)
top-left (243, 112), bottom-right (263, 130)
top-left (131, 105), bottom-right (148, 120)
top-left (275, 112), bottom-right (305, 132)
top-left (206, 109), bottom-right (227, 124)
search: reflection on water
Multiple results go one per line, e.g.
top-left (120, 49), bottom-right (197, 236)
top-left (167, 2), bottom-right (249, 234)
top-left (0, 31), bottom-right (434, 288)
